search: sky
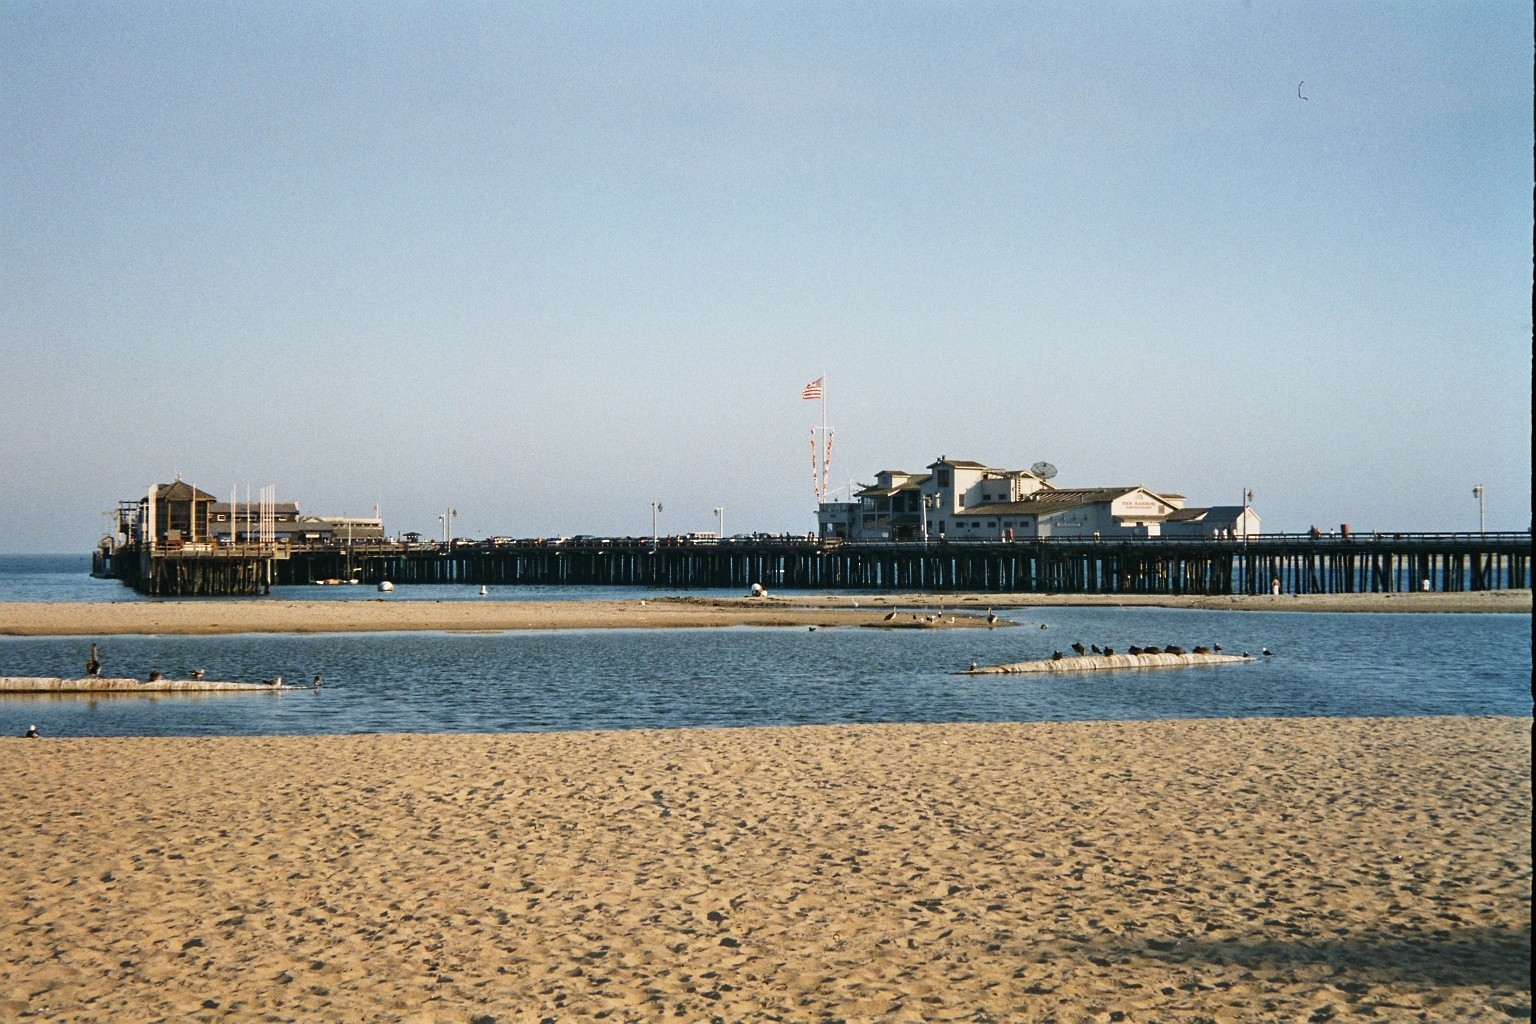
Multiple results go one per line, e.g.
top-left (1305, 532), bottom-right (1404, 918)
top-left (2, 1), bottom-right (1530, 552)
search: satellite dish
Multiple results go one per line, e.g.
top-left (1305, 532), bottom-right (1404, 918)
top-left (1030, 461), bottom-right (1058, 481)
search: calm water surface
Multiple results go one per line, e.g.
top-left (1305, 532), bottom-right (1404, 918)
top-left (2, 554), bottom-right (1529, 737)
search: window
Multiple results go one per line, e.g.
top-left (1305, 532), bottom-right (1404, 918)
top-left (937, 469), bottom-right (951, 487)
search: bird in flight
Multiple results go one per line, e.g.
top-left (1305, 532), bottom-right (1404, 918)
top-left (1298, 81), bottom-right (1308, 101)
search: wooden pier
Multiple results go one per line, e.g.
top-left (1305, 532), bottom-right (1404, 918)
top-left (96, 532), bottom-right (1532, 597)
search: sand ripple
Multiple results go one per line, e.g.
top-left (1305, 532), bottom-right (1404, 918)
top-left (1, 716), bottom-right (1529, 1022)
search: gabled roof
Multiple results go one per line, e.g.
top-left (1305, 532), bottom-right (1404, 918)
top-left (928, 458), bottom-right (990, 470)
top-left (152, 481), bottom-right (219, 502)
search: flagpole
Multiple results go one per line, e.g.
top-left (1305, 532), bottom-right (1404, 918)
top-left (821, 374), bottom-right (829, 503)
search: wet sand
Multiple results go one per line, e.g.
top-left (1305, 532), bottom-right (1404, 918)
top-left (1, 716), bottom-right (1528, 1022)
top-left (0, 588), bottom-right (1527, 637)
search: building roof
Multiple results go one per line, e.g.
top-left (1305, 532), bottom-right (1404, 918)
top-left (1165, 505), bottom-right (1249, 523)
top-left (955, 486), bottom-right (1177, 518)
top-left (209, 502), bottom-right (302, 517)
top-left (153, 480), bottom-right (219, 502)
top-left (928, 458), bottom-right (990, 470)
top-left (857, 474), bottom-right (930, 498)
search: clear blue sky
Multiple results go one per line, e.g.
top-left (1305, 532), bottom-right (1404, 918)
top-left (3, 2), bottom-right (1530, 552)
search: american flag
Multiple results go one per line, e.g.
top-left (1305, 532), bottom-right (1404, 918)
top-left (801, 377), bottom-right (824, 400)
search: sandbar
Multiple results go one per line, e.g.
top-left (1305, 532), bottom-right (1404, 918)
top-left (1, 716), bottom-right (1528, 1022)
top-left (0, 588), bottom-right (1527, 637)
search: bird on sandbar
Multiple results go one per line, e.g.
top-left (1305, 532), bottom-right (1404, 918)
top-left (187, 668), bottom-right (206, 680)
top-left (1165, 645), bottom-right (1185, 656)
top-left (1212, 644), bottom-right (1223, 653)
top-left (985, 609), bottom-right (997, 625)
top-left (1102, 647), bottom-right (1115, 657)
top-left (1128, 645), bottom-right (1142, 656)
top-left (264, 675), bottom-right (284, 687)
top-left (312, 675), bottom-right (323, 688)
top-left (1262, 647), bottom-right (1274, 656)
top-left (970, 660), bottom-right (978, 672)
top-left (1143, 646), bottom-right (1162, 655)
top-left (24, 725), bottom-right (40, 738)
top-left (85, 643), bottom-right (101, 677)
top-left (147, 670), bottom-right (163, 682)
top-left (1071, 642), bottom-right (1085, 656)
top-left (1051, 650), bottom-right (1064, 661)
top-left (1091, 644), bottom-right (1102, 654)
top-left (1192, 646), bottom-right (1211, 655)
top-left (884, 611), bottom-right (897, 621)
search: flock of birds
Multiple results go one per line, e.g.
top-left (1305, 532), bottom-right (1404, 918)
top-left (81, 644), bottom-right (322, 688)
top-left (1038, 641), bottom-right (1274, 661)
top-left (967, 639), bottom-right (1275, 671)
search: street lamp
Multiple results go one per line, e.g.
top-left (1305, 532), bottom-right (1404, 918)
top-left (651, 502), bottom-right (663, 548)
top-left (713, 507), bottom-right (724, 538)
top-left (1473, 485), bottom-right (1485, 534)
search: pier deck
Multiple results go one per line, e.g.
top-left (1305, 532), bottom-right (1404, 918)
top-left (95, 532), bottom-right (1532, 598)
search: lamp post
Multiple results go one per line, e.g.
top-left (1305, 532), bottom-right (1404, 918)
top-left (438, 508), bottom-right (457, 545)
top-left (1241, 488), bottom-right (1253, 541)
top-left (713, 507), bottom-right (724, 538)
top-left (651, 502), bottom-right (663, 549)
top-left (1473, 485), bottom-right (1485, 534)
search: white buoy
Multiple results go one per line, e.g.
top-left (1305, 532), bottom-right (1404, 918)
top-left (377, 580), bottom-right (394, 592)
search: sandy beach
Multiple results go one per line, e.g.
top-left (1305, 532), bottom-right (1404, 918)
top-left (0, 716), bottom-right (1528, 1023)
top-left (0, 589), bottom-right (1528, 637)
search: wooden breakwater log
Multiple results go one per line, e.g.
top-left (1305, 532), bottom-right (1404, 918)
top-left (0, 677), bottom-right (298, 694)
top-left (964, 652), bottom-right (1253, 675)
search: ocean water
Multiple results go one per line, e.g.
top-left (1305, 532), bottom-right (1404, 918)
top-left (1, 554), bottom-right (1530, 738)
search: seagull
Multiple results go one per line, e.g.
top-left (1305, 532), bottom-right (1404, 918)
top-left (985, 608), bottom-right (997, 625)
top-left (25, 725), bottom-right (40, 738)
top-left (970, 660), bottom-right (978, 672)
top-left (187, 668), bottom-right (206, 680)
top-left (1212, 644), bottom-right (1222, 653)
top-left (1298, 80), bottom-right (1308, 101)
top-left (264, 675), bottom-right (284, 687)
top-left (85, 643), bottom-right (101, 677)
